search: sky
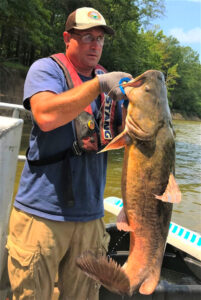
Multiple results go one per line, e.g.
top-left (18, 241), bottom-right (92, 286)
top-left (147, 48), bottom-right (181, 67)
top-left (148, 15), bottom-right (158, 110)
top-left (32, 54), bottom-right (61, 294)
top-left (151, 0), bottom-right (201, 61)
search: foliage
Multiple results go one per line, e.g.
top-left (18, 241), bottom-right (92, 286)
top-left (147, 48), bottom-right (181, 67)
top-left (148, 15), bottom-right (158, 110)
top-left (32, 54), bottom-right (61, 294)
top-left (1, 61), bottom-right (28, 73)
top-left (165, 64), bottom-right (180, 105)
top-left (0, 0), bottom-right (200, 118)
top-left (0, 0), bottom-right (51, 64)
top-left (135, 29), bottom-right (201, 116)
top-left (172, 47), bottom-right (201, 117)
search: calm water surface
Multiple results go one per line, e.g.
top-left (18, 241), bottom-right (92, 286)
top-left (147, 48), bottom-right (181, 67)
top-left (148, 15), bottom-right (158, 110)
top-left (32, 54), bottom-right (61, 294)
top-left (15, 120), bottom-right (201, 233)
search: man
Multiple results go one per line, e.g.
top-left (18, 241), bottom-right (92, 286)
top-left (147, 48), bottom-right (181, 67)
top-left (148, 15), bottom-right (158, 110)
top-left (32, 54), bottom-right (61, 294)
top-left (6, 7), bottom-right (132, 300)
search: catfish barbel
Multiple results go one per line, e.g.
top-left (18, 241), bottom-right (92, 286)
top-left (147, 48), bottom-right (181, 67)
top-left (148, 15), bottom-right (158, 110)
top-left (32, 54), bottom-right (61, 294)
top-left (76, 70), bottom-right (181, 296)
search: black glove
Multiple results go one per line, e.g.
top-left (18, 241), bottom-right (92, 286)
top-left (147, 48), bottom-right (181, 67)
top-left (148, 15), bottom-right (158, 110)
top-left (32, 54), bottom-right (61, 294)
top-left (97, 72), bottom-right (132, 100)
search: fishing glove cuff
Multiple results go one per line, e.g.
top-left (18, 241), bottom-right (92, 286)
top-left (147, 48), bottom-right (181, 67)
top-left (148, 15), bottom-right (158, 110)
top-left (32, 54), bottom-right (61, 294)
top-left (97, 72), bottom-right (132, 101)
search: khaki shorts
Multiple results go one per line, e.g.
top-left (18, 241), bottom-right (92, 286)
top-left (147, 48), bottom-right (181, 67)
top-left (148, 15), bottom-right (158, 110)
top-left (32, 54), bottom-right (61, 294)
top-left (6, 207), bottom-right (110, 300)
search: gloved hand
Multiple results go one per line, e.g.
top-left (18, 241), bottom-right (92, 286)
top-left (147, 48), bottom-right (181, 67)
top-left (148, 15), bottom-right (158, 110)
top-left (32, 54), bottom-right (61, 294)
top-left (97, 72), bottom-right (133, 101)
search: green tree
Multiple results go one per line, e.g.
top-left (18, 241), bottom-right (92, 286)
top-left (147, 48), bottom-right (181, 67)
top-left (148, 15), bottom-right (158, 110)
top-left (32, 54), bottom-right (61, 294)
top-left (0, 0), bottom-right (166, 69)
top-left (0, 0), bottom-right (51, 64)
top-left (165, 64), bottom-right (180, 106)
top-left (172, 47), bottom-right (201, 117)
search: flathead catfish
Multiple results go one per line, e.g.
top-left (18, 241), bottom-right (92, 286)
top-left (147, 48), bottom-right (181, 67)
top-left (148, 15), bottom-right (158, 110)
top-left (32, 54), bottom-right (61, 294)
top-left (76, 70), bottom-right (181, 296)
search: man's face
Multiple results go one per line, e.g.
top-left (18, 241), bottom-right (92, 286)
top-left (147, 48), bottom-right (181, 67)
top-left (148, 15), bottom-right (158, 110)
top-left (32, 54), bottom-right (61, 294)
top-left (65, 27), bottom-right (105, 74)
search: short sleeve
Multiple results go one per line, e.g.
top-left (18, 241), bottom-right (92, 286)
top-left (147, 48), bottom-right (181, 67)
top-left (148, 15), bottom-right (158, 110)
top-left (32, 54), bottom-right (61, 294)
top-left (23, 57), bottom-right (67, 110)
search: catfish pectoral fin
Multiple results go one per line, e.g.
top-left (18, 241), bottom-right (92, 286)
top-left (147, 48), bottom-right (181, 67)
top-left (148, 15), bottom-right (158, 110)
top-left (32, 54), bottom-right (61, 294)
top-left (117, 207), bottom-right (134, 232)
top-left (76, 250), bottom-right (130, 295)
top-left (154, 173), bottom-right (182, 203)
top-left (98, 130), bottom-right (132, 153)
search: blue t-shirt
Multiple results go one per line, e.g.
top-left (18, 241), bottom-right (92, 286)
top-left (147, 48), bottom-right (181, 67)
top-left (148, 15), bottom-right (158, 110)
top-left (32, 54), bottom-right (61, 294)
top-left (14, 57), bottom-right (122, 222)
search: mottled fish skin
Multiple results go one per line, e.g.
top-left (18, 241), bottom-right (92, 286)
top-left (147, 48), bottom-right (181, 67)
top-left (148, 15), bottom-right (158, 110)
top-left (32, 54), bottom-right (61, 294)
top-left (77, 70), bottom-right (180, 296)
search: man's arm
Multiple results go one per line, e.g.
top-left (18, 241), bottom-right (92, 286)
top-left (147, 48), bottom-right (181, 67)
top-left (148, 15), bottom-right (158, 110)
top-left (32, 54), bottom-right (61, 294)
top-left (30, 71), bottom-right (132, 132)
top-left (30, 77), bottom-right (100, 132)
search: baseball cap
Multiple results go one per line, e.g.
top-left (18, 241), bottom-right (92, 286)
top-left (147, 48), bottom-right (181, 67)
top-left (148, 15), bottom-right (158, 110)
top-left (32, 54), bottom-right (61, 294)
top-left (65, 7), bottom-right (114, 35)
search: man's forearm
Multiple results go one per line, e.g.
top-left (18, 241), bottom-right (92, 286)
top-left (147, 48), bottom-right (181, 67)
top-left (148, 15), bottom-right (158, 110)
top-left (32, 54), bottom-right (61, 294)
top-left (30, 77), bottom-right (100, 132)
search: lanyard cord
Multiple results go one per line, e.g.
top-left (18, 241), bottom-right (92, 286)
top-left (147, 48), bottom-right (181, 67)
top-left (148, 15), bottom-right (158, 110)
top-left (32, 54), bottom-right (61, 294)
top-left (96, 84), bottom-right (120, 119)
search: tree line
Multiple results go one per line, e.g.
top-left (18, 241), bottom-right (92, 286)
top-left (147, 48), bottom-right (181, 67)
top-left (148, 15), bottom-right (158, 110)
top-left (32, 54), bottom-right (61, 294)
top-left (0, 0), bottom-right (201, 118)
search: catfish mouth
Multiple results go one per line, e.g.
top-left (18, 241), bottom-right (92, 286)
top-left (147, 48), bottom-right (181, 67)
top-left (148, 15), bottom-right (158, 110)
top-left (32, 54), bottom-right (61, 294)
top-left (126, 115), bottom-right (154, 141)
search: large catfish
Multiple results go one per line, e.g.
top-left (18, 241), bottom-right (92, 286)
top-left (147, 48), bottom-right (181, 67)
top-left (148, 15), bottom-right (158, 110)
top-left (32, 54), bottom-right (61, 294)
top-left (76, 70), bottom-right (181, 296)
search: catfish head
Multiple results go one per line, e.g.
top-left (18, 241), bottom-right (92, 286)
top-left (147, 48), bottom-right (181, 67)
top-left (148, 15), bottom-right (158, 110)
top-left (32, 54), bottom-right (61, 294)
top-left (123, 70), bottom-right (172, 142)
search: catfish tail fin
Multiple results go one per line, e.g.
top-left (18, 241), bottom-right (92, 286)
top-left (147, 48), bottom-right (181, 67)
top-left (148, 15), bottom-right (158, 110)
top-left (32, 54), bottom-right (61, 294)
top-left (76, 251), bottom-right (130, 295)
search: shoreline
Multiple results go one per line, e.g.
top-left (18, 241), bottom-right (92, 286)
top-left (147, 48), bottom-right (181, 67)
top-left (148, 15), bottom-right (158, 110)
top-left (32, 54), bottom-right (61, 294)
top-left (171, 111), bottom-right (201, 122)
top-left (0, 108), bottom-right (201, 123)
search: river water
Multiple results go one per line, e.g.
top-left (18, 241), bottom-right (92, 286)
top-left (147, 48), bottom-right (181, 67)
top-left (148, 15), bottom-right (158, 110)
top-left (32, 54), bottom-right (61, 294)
top-left (15, 120), bottom-right (201, 233)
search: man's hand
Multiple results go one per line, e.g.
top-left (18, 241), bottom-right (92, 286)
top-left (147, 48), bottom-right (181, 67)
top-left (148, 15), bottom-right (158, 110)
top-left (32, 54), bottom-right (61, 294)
top-left (97, 72), bottom-right (132, 100)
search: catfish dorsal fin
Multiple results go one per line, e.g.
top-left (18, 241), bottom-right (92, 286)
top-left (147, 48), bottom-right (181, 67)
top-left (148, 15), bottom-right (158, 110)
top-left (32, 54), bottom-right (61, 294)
top-left (99, 131), bottom-right (131, 153)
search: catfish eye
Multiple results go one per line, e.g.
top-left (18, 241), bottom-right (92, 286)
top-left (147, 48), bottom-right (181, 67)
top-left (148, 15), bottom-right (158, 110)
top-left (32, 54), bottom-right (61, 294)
top-left (145, 85), bottom-right (150, 92)
top-left (158, 72), bottom-right (165, 82)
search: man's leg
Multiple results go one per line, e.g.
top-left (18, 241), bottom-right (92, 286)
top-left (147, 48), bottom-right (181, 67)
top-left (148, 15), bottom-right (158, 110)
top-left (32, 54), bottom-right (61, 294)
top-left (6, 208), bottom-right (75, 300)
top-left (58, 218), bottom-right (110, 300)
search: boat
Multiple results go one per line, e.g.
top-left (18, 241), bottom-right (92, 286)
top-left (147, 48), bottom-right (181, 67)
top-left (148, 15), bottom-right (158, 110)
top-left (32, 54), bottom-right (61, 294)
top-left (99, 197), bottom-right (201, 299)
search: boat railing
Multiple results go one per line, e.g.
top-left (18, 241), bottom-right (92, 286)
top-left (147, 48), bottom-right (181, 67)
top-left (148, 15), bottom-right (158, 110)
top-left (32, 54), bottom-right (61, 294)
top-left (104, 197), bottom-right (201, 261)
top-left (0, 108), bottom-right (24, 299)
top-left (0, 102), bottom-right (29, 162)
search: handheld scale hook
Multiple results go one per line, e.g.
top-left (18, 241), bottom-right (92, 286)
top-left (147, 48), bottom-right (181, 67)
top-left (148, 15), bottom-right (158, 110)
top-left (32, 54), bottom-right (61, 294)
top-left (97, 77), bottom-right (131, 118)
top-left (119, 77), bottom-right (132, 95)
